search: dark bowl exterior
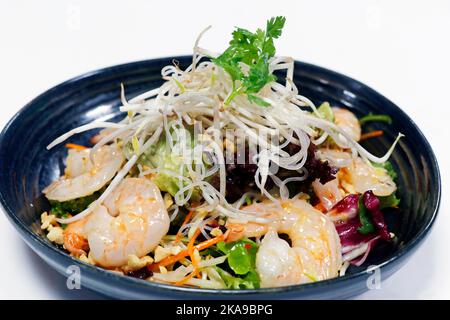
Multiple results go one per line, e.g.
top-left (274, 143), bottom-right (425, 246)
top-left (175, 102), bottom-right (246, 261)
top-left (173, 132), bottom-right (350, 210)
top-left (0, 56), bottom-right (441, 299)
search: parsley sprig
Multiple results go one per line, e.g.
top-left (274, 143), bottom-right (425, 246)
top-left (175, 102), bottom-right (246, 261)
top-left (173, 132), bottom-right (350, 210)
top-left (212, 16), bottom-right (286, 107)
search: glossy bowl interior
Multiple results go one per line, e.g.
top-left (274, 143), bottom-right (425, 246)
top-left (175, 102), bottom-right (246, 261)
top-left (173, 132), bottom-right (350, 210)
top-left (0, 56), bottom-right (441, 299)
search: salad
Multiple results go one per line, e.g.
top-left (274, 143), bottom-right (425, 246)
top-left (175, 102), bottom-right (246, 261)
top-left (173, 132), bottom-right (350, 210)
top-left (41, 17), bottom-right (403, 289)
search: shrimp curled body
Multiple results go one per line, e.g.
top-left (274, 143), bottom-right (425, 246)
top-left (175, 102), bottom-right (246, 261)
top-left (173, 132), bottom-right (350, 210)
top-left (227, 199), bottom-right (342, 287)
top-left (344, 158), bottom-right (396, 197)
top-left (43, 145), bottom-right (123, 201)
top-left (332, 107), bottom-right (361, 142)
top-left (64, 177), bottom-right (170, 268)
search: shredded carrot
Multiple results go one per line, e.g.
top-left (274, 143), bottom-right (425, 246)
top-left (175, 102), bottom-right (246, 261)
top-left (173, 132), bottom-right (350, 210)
top-left (174, 270), bottom-right (196, 286)
top-left (149, 230), bottom-right (229, 272)
top-left (175, 211), bottom-right (195, 242)
top-left (314, 202), bottom-right (327, 213)
top-left (188, 229), bottom-right (201, 269)
top-left (175, 229), bottom-right (202, 286)
top-left (65, 143), bottom-right (88, 150)
top-left (360, 130), bottom-right (384, 141)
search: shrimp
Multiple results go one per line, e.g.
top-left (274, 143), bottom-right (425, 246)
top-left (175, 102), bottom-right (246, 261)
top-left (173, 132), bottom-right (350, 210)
top-left (226, 221), bottom-right (267, 243)
top-left (256, 229), bottom-right (303, 287)
top-left (60, 177), bottom-right (170, 267)
top-left (83, 177), bottom-right (170, 267)
top-left (228, 199), bottom-right (342, 287)
top-left (65, 148), bottom-right (92, 178)
top-left (342, 157), bottom-right (396, 196)
top-left (90, 128), bottom-right (115, 145)
top-left (64, 218), bottom-right (89, 257)
top-left (312, 178), bottom-right (343, 211)
top-left (317, 148), bottom-right (352, 168)
top-left (43, 145), bottom-right (123, 202)
top-left (332, 107), bottom-right (361, 141)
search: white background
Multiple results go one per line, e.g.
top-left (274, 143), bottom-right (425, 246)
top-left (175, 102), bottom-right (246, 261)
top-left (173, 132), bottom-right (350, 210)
top-left (0, 0), bottom-right (449, 299)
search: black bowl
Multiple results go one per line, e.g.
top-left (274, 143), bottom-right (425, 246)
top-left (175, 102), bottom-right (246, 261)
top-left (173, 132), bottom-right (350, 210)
top-left (0, 56), bottom-right (441, 299)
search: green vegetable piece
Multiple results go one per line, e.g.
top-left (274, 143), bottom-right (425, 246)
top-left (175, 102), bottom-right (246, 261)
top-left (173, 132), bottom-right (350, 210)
top-left (244, 195), bottom-right (252, 206)
top-left (59, 213), bottom-right (70, 230)
top-left (357, 195), bottom-right (376, 234)
top-left (359, 113), bottom-right (392, 126)
top-left (215, 266), bottom-right (260, 289)
top-left (313, 101), bottom-right (335, 145)
top-left (379, 193), bottom-right (400, 209)
top-left (49, 190), bottom-right (101, 216)
top-left (138, 128), bottom-right (201, 199)
top-left (49, 205), bottom-right (66, 218)
top-left (242, 269), bottom-right (260, 287)
top-left (372, 161), bottom-right (397, 181)
top-left (217, 240), bottom-right (256, 275)
top-left (229, 246), bottom-right (252, 275)
top-left (317, 102), bottom-right (334, 122)
top-left (142, 139), bottom-right (183, 195)
top-left (370, 161), bottom-right (400, 209)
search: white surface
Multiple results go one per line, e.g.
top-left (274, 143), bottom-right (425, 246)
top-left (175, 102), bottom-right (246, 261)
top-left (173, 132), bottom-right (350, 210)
top-left (0, 0), bottom-right (449, 300)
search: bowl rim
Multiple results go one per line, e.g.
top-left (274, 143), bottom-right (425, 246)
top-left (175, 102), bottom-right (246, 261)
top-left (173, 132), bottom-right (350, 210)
top-left (0, 56), bottom-right (442, 296)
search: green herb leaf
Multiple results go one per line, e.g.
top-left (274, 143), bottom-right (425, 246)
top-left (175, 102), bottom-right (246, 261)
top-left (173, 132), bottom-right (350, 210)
top-left (243, 57), bottom-right (276, 94)
top-left (213, 51), bottom-right (243, 82)
top-left (212, 16), bottom-right (286, 106)
top-left (247, 94), bottom-right (270, 107)
top-left (266, 16), bottom-right (286, 39)
top-left (359, 113), bottom-right (392, 126)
